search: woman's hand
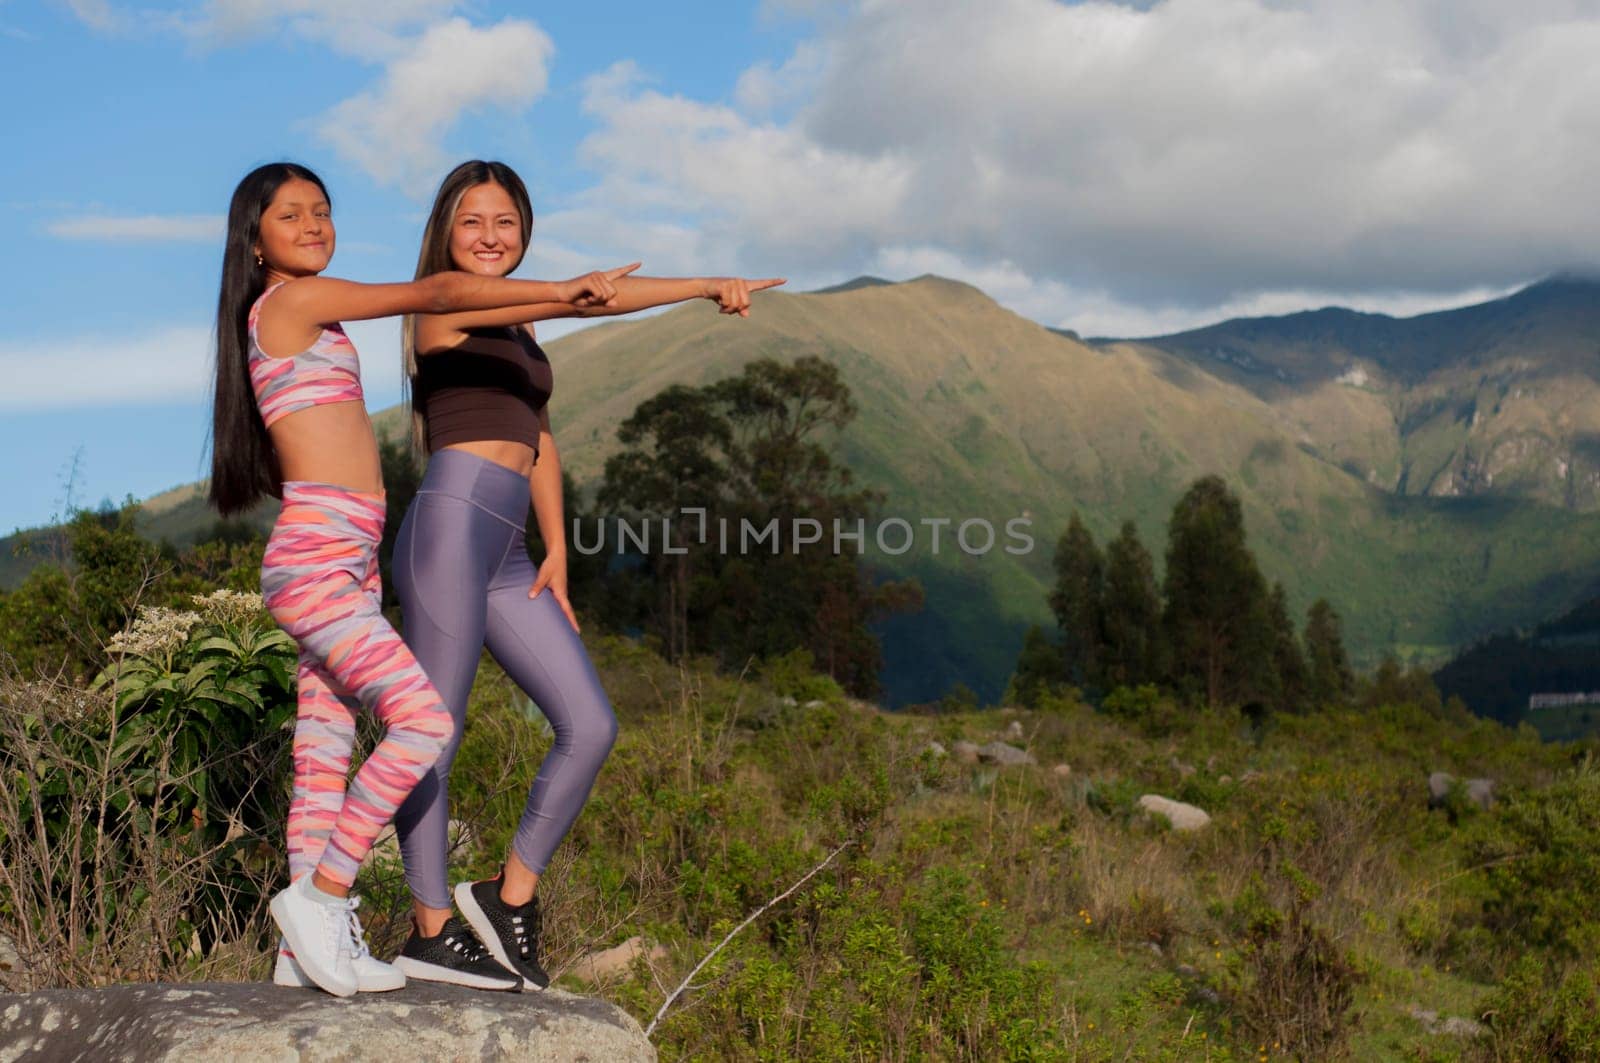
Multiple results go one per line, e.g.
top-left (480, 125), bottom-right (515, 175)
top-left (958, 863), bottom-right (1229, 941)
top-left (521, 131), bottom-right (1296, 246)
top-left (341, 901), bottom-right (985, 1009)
top-left (529, 552), bottom-right (580, 632)
top-left (702, 276), bottom-right (787, 317)
top-left (560, 263), bottom-right (642, 308)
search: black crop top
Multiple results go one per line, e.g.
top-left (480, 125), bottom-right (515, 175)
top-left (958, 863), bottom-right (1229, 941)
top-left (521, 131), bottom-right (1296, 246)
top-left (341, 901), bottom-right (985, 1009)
top-left (415, 326), bottom-right (554, 458)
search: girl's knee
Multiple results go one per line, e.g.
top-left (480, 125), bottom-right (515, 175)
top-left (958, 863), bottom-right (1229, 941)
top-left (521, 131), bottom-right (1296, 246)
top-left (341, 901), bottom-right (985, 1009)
top-left (583, 702), bottom-right (619, 759)
top-left (393, 701), bottom-right (455, 762)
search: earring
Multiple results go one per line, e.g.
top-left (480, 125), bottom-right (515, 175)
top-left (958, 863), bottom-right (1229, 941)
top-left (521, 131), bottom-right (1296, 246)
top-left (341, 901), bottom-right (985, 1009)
top-left (254, 253), bottom-right (263, 267)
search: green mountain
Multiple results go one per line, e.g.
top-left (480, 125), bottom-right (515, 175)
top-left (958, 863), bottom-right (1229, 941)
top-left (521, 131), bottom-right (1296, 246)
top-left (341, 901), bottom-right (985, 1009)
top-left (529, 274), bottom-right (1600, 705)
top-left (8, 274), bottom-right (1599, 709)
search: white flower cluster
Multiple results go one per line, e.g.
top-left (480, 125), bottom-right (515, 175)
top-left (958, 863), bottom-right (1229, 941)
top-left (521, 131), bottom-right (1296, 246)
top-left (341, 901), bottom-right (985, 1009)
top-left (107, 606), bottom-right (202, 657)
top-left (106, 591), bottom-right (268, 658)
top-left (191, 589), bottom-right (265, 624)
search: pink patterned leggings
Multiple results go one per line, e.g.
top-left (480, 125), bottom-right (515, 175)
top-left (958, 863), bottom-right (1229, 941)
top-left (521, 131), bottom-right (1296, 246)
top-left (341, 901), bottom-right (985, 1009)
top-left (261, 482), bottom-right (453, 890)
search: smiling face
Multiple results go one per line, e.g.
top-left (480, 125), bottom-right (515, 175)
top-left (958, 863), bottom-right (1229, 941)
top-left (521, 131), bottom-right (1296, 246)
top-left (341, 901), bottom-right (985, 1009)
top-left (254, 177), bottom-right (334, 277)
top-left (448, 181), bottom-right (525, 276)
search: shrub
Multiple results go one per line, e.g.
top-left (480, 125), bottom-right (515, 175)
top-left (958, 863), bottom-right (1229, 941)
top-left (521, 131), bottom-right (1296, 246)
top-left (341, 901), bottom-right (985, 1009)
top-left (1475, 956), bottom-right (1600, 1062)
top-left (0, 591), bottom-right (294, 989)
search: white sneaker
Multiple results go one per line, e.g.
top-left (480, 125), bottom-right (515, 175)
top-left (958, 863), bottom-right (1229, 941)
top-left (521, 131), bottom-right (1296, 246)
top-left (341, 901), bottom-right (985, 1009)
top-left (273, 899), bottom-right (405, 992)
top-left (269, 877), bottom-right (357, 997)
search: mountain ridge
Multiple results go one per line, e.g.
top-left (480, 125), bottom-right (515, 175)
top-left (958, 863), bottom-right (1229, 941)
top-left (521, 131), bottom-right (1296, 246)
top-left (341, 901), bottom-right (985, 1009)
top-left (6, 273), bottom-right (1598, 706)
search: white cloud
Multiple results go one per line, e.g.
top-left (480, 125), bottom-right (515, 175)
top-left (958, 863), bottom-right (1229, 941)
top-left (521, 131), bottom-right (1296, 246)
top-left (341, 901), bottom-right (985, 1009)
top-left (578, 61), bottom-right (910, 270)
top-left (63, 0), bottom-right (121, 32)
top-left (47, 213), bottom-right (223, 242)
top-left (315, 17), bottom-right (555, 196)
top-left (183, 0), bottom-right (459, 57)
top-left (0, 317), bottom-right (411, 412)
top-left (871, 245), bottom-right (1520, 338)
top-left (0, 325), bottom-right (213, 409)
top-left (572, 0), bottom-right (1600, 313)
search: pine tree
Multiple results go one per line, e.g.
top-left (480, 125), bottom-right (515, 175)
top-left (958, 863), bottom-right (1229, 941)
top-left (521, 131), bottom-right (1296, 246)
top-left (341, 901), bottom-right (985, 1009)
top-left (1162, 476), bottom-right (1276, 707)
top-left (1099, 520), bottom-right (1163, 689)
top-left (1304, 598), bottom-right (1354, 707)
top-left (1007, 624), bottom-right (1069, 708)
top-left (1049, 513), bottom-right (1105, 687)
top-left (1267, 582), bottom-right (1308, 711)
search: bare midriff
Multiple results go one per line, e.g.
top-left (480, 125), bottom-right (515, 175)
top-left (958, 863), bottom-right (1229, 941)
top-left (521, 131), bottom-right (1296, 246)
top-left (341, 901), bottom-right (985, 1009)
top-left (442, 439), bottom-right (537, 479)
top-left (268, 402), bottom-right (385, 494)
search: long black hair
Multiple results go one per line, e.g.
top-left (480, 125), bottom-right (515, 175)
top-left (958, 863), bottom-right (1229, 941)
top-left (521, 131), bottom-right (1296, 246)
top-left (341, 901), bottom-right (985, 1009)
top-left (402, 160), bottom-right (534, 453)
top-left (208, 162), bottom-right (330, 515)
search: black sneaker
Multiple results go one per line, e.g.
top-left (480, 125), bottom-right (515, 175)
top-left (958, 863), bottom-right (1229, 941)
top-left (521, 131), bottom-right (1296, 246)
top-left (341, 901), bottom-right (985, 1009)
top-left (455, 877), bottom-right (550, 990)
top-left (391, 916), bottom-right (522, 992)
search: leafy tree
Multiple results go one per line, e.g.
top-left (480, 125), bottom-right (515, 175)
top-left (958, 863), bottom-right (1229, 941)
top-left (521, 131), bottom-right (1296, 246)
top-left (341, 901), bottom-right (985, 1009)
top-left (597, 357), bottom-right (918, 697)
top-left (0, 505), bottom-right (167, 677)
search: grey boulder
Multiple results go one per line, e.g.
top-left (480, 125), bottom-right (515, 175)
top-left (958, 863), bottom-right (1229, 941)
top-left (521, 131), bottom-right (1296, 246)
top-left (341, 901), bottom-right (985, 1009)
top-left (0, 980), bottom-right (654, 1062)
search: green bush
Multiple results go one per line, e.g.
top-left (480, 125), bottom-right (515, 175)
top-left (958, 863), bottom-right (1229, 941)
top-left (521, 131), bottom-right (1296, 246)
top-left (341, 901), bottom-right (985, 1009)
top-left (1462, 765), bottom-right (1600, 964)
top-left (1, 590), bottom-right (295, 987)
top-left (1475, 956), bottom-right (1600, 1062)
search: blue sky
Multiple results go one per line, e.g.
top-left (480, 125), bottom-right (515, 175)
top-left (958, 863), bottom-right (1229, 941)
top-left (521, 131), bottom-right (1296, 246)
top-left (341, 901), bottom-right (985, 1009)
top-left (3, 0), bottom-right (1596, 533)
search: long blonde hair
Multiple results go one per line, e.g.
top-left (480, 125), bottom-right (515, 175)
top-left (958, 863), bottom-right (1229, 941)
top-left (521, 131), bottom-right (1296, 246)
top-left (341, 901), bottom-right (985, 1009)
top-left (403, 160), bottom-right (535, 453)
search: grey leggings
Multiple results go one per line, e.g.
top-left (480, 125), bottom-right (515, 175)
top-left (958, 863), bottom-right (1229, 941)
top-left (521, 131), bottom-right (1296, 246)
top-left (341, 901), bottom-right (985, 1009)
top-left (392, 448), bottom-right (617, 910)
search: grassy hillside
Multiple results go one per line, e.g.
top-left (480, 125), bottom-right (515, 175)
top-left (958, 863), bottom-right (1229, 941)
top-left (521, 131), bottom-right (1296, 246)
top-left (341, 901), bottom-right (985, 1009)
top-left (531, 276), bottom-right (1600, 703)
top-left (15, 594), bottom-right (1593, 1059)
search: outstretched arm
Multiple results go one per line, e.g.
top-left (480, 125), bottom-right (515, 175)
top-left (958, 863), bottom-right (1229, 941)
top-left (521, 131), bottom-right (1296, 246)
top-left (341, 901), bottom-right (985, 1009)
top-left (268, 264), bottom-right (641, 328)
top-left (504, 275), bottom-right (788, 325)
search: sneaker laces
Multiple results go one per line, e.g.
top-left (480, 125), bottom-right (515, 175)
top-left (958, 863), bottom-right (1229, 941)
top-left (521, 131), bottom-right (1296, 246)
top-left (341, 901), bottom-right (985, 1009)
top-left (343, 895), bottom-right (372, 962)
top-left (508, 898), bottom-right (540, 961)
top-left (442, 922), bottom-right (494, 963)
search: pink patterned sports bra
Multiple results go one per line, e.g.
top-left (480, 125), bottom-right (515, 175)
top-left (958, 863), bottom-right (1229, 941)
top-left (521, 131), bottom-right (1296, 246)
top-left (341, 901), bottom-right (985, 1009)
top-left (247, 281), bottom-right (365, 427)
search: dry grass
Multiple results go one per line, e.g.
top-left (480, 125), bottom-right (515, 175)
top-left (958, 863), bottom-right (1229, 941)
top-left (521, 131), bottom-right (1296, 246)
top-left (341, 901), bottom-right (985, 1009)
top-left (0, 665), bottom-right (280, 990)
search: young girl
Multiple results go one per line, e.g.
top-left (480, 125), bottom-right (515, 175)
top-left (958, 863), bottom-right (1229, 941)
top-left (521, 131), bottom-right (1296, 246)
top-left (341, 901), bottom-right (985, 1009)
top-left (209, 161), bottom-right (633, 997)
top-left (388, 159), bottom-right (783, 989)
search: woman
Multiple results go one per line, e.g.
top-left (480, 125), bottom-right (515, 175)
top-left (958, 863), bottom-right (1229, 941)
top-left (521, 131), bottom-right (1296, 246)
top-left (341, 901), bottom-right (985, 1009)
top-left (209, 161), bottom-right (631, 997)
top-left (389, 159), bottom-right (783, 990)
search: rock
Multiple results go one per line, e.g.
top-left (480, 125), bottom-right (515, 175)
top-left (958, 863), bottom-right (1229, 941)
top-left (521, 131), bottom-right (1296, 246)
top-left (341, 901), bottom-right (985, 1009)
top-left (1428, 772), bottom-right (1496, 811)
top-left (803, 699), bottom-right (825, 709)
top-left (1441, 1016), bottom-right (1488, 1038)
top-left (1137, 795), bottom-right (1211, 832)
top-left (924, 741), bottom-right (948, 758)
top-left (568, 936), bottom-right (669, 984)
top-left (1052, 763), bottom-right (1072, 778)
top-left (1174, 964), bottom-right (1199, 979)
top-left (1190, 987), bottom-right (1222, 1006)
top-left (977, 741), bottom-right (1035, 767)
top-left (1427, 772), bottom-right (1455, 807)
top-left (0, 928), bottom-right (25, 986)
top-left (1218, 775), bottom-right (1233, 785)
top-left (952, 740), bottom-right (981, 764)
top-left (0, 981), bottom-right (654, 1061)
top-left (1169, 756), bottom-right (1195, 778)
top-left (1003, 720), bottom-right (1024, 741)
top-left (1407, 1003), bottom-right (1487, 1039)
